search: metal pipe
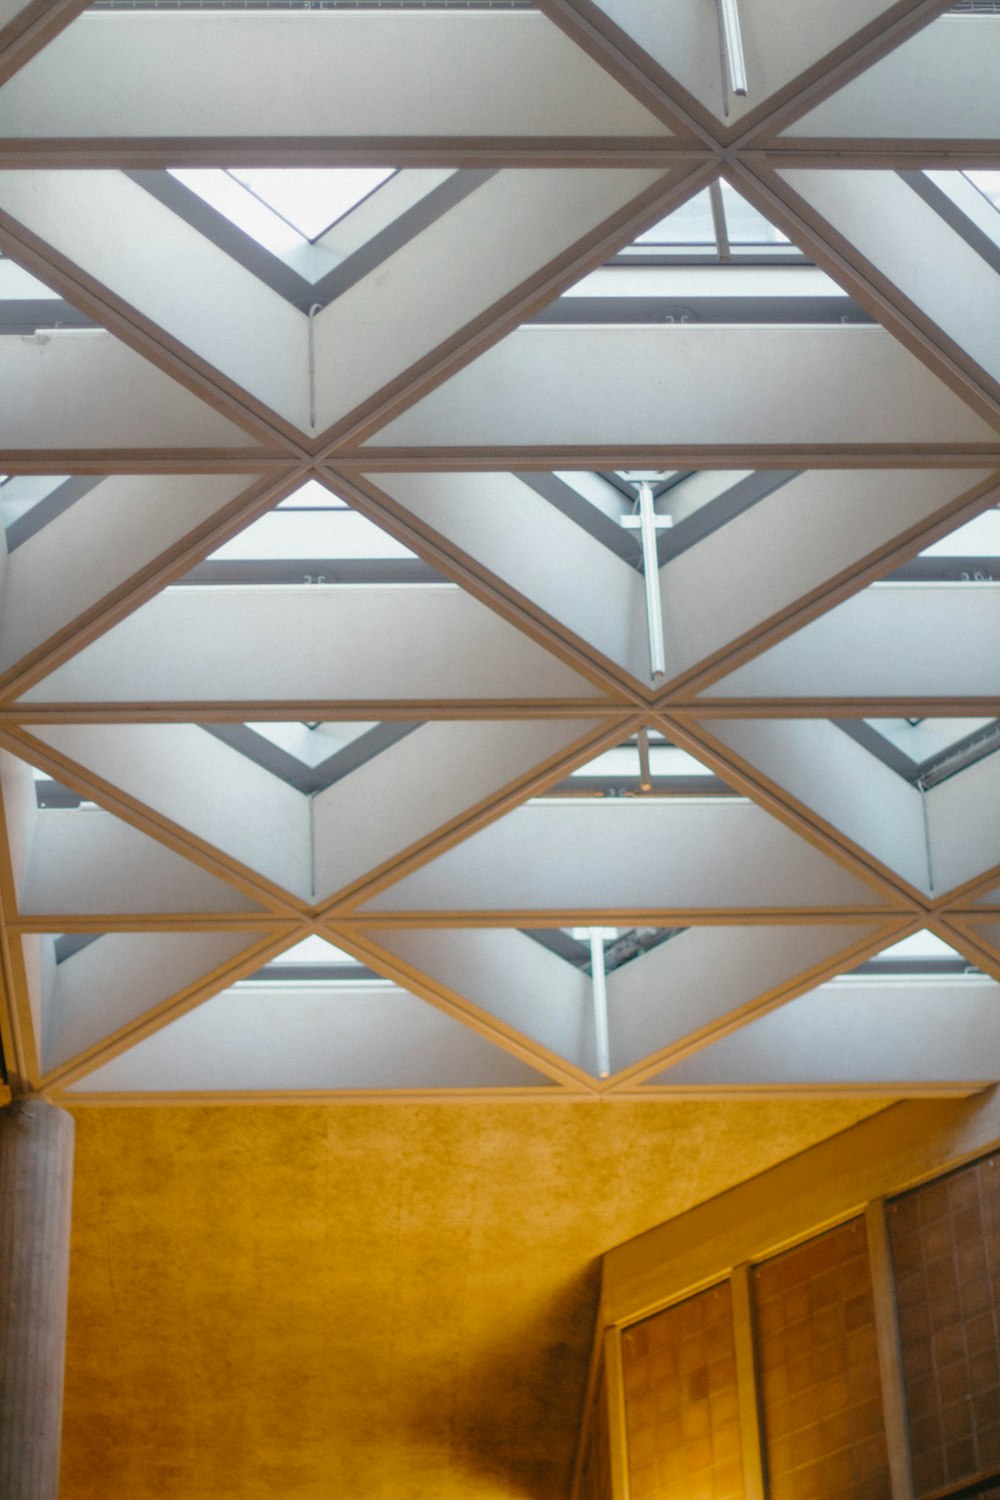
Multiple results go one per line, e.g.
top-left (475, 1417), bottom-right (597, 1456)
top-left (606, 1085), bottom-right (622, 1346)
top-left (590, 929), bottom-right (611, 1080)
top-left (638, 481), bottom-right (667, 678)
top-left (637, 727), bottom-right (653, 792)
top-left (717, 0), bottom-right (748, 99)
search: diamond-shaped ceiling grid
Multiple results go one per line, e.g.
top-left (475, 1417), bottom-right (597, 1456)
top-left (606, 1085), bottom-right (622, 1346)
top-left (0, 0), bottom-right (999, 1118)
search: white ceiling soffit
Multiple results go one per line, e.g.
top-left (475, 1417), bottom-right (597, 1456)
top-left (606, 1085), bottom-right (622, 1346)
top-left (353, 922), bottom-right (899, 1082)
top-left (644, 974), bottom-right (1000, 1091)
top-left (0, 11), bottom-right (671, 140)
top-left (359, 468), bottom-right (996, 691)
top-left (691, 717), bottom-right (1000, 902)
top-left (0, 751), bottom-right (265, 918)
top-left (0, 166), bottom-right (681, 436)
top-left (360, 800), bottom-right (891, 916)
top-left (25, 926), bottom-right (277, 1078)
top-left (65, 980), bottom-right (555, 1095)
top-left (362, 324), bottom-right (998, 455)
top-left (704, 584), bottom-right (1000, 704)
top-left (18, 588), bottom-right (603, 706)
top-left (0, 330), bottom-right (261, 456)
top-left (561, 0), bottom-right (922, 132)
top-left (783, 16), bottom-right (1000, 140)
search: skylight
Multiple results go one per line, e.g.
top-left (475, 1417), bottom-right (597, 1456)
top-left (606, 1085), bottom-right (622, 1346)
top-left (845, 930), bottom-right (979, 977)
top-left (201, 721), bottom-right (421, 793)
top-left (242, 934), bottom-right (378, 983)
top-left (620, 182), bottom-right (797, 262)
top-left (887, 505), bottom-right (1000, 581)
top-left (526, 470), bottom-right (797, 566)
top-left (167, 166), bottom-right (395, 265)
top-left (837, 718), bottom-right (1000, 788)
top-left (546, 732), bottom-right (732, 797)
top-left (181, 480), bottom-right (445, 586)
top-left (525, 925), bottom-right (684, 975)
top-left (229, 168), bottom-right (395, 240)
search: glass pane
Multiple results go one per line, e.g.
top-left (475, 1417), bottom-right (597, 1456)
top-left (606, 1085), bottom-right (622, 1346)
top-left (753, 1218), bottom-right (890, 1500)
top-left (889, 1155), bottom-right (1000, 1496)
top-left (721, 183), bottom-right (790, 246)
top-left (621, 1281), bottom-right (744, 1500)
top-left (636, 189), bottom-right (716, 246)
top-left (230, 167), bottom-right (395, 239)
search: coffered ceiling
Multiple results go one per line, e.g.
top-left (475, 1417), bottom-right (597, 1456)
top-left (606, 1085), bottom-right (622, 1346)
top-left (0, 0), bottom-right (998, 1106)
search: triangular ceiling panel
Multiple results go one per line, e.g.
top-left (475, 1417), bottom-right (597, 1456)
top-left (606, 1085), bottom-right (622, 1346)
top-left (690, 715), bottom-right (1000, 901)
top-left (0, 165), bottom-right (678, 436)
top-left (360, 921), bottom-right (898, 1082)
top-left (0, 8), bottom-right (671, 140)
top-left (358, 467), bottom-right (996, 692)
top-left (1, 747), bottom-right (265, 917)
top-left (783, 14), bottom-right (1000, 142)
top-left (644, 967), bottom-right (1000, 1090)
top-left (0, 471), bottom-right (274, 685)
top-left (18, 565), bottom-right (603, 708)
top-left (0, 303), bottom-right (260, 457)
top-left (26, 927), bottom-right (275, 1078)
top-left (362, 314), bottom-right (998, 456)
top-left (66, 973), bottom-right (554, 1095)
top-left (361, 795), bottom-right (891, 916)
top-left (13, 717), bottom-right (610, 906)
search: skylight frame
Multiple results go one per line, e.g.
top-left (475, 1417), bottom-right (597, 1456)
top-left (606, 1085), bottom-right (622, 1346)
top-left (200, 720), bottom-right (423, 794)
top-left (132, 166), bottom-right (495, 308)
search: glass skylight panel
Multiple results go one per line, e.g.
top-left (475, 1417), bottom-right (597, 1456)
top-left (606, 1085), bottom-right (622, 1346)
top-left (844, 930), bottom-right (978, 978)
top-left (966, 170), bottom-right (1000, 208)
top-left (526, 925), bottom-right (684, 975)
top-left (167, 167), bottom-right (395, 269)
top-left (243, 721), bottom-right (379, 769)
top-left (544, 734), bottom-right (733, 797)
top-left (918, 508), bottom-right (1000, 558)
top-left (624, 183), bottom-right (794, 260)
top-left (180, 482), bottom-right (444, 585)
top-left (201, 721), bottom-right (420, 793)
top-left (838, 717), bottom-right (1000, 788)
top-left (242, 934), bottom-right (378, 984)
top-left (229, 168), bottom-right (395, 240)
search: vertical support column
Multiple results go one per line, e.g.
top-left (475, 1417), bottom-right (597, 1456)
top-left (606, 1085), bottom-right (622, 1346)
top-left (0, 1098), bottom-right (75, 1500)
top-left (866, 1200), bottom-right (915, 1500)
top-left (731, 1263), bottom-right (766, 1500)
top-left (603, 1326), bottom-right (632, 1500)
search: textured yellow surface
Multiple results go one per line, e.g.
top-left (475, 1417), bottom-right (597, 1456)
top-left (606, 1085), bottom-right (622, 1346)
top-left (61, 1098), bottom-right (891, 1500)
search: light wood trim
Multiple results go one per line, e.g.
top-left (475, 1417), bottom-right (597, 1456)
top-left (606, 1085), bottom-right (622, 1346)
top-left (323, 715), bottom-right (644, 913)
top-left (866, 1199), bottom-right (915, 1500)
top-left (655, 714), bottom-right (921, 911)
top-left (602, 1326), bottom-right (632, 1500)
top-left (600, 918), bottom-right (917, 1092)
top-left (314, 164), bottom-right (719, 454)
top-left (728, 162), bottom-right (1000, 433)
top-left (655, 471), bottom-right (1000, 703)
top-left (0, 468), bottom-right (303, 704)
top-left (38, 926), bottom-right (306, 1093)
top-left (0, 726), bottom-right (306, 919)
top-left (733, 0), bottom-right (951, 148)
top-left (730, 1264), bottom-right (767, 1500)
top-left (600, 1089), bottom-right (1000, 1327)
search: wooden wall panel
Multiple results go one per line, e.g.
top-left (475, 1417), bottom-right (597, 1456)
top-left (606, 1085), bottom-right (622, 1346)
top-left (621, 1281), bottom-right (745, 1500)
top-left (752, 1218), bottom-right (891, 1500)
top-left (889, 1154), bottom-right (1000, 1498)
